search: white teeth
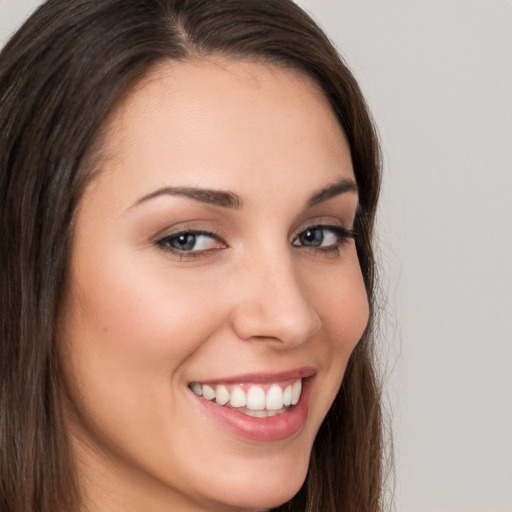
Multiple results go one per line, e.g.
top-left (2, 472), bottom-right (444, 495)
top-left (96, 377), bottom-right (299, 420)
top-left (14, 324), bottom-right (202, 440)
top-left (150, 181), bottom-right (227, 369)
top-left (245, 410), bottom-right (268, 418)
top-left (215, 385), bottom-right (230, 405)
top-left (202, 384), bottom-right (215, 400)
top-left (247, 386), bottom-right (266, 410)
top-left (190, 379), bottom-right (303, 413)
top-left (244, 408), bottom-right (287, 417)
top-left (229, 386), bottom-right (247, 408)
top-left (190, 382), bottom-right (202, 396)
top-left (283, 384), bottom-right (292, 406)
top-left (265, 384), bottom-right (284, 411)
top-left (291, 380), bottom-right (302, 405)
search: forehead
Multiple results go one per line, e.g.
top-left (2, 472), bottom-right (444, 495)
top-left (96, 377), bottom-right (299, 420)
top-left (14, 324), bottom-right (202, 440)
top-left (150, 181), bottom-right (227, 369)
top-left (92, 58), bottom-right (353, 206)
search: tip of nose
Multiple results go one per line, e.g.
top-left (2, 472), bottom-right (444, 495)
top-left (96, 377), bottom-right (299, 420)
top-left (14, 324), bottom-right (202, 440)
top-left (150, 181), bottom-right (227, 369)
top-left (232, 305), bottom-right (321, 346)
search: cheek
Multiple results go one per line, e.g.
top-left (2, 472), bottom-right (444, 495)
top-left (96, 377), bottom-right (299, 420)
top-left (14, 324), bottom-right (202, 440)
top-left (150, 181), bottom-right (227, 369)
top-left (58, 252), bottom-right (237, 484)
top-left (330, 280), bottom-right (369, 353)
top-left (292, 251), bottom-right (369, 443)
top-left (308, 254), bottom-right (370, 355)
top-left (58, 247), bottom-right (231, 440)
top-left (66, 254), bottom-right (224, 369)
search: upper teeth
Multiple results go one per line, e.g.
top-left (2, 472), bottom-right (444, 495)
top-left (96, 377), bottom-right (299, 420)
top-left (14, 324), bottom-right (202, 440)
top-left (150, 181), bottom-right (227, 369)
top-left (190, 380), bottom-right (302, 412)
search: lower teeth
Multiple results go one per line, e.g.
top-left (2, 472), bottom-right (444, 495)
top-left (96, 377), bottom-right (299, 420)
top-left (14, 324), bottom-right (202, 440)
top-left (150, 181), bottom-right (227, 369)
top-left (227, 405), bottom-right (289, 417)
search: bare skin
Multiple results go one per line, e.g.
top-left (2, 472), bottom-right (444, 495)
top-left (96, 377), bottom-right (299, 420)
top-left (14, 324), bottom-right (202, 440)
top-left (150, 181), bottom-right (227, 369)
top-left (58, 59), bottom-right (369, 512)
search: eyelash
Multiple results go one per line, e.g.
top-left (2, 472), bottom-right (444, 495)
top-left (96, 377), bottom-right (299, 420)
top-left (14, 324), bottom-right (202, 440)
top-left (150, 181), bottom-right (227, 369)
top-left (155, 224), bottom-right (356, 261)
top-left (155, 229), bottom-right (223, 261)
top-left (292, 224), bottom-right (356, 254)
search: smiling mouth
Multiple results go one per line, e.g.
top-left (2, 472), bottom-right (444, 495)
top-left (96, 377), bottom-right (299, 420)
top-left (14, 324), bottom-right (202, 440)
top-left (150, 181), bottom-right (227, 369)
top-left (188, 379), bottom-right (303, 418)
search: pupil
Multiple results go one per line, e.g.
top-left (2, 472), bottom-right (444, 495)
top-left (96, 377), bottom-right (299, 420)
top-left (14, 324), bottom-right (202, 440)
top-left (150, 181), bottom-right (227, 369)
top-left (301, 228), bottom-right (323, 247)
top-left (172, 233), bottom-right (195, 250)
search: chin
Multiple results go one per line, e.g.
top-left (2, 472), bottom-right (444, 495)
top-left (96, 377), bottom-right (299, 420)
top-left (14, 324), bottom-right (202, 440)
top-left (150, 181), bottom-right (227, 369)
top-left (207, 463), bottom-right (308, 511)
top-left (200, 444), bottom-right (311, 511)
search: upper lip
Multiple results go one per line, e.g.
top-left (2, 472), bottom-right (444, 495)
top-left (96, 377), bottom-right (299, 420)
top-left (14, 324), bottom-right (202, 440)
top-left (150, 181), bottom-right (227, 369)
top-left (189, 366), bottom-right (316, 385)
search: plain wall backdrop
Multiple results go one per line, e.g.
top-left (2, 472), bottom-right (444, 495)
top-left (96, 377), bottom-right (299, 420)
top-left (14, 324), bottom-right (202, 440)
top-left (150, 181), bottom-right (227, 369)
top-left (1, 1), bottom-right (511, 511)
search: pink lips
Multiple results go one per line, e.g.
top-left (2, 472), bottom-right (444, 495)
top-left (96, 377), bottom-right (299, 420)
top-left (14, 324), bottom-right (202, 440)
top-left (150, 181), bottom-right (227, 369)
top-left (189, 367), bottom-right (315, 442)
top-left (192, 367), bottom-right (315, 386)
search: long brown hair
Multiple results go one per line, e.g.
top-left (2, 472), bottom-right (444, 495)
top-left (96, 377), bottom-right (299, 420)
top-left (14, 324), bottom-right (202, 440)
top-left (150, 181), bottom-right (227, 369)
top-left (0, 1), bottom-right (384, 510)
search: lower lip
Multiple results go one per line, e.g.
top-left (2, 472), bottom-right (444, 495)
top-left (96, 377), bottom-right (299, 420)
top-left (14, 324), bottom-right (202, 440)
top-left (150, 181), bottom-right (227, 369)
top-left (191, 377), bottom-right (314, 442)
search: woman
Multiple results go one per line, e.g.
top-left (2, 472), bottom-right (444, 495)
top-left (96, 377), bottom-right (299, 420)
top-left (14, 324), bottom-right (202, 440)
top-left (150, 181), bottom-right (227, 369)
top-left (0, 0), bottom-right (384, 511)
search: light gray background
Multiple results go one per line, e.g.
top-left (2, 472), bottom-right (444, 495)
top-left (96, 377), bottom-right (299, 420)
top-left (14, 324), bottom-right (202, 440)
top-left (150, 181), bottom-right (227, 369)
top-left (1, 1), bottom-right (511, 511)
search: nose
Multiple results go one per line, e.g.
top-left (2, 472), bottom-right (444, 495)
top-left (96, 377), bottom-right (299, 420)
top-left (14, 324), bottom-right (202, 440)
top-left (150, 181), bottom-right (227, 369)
top-left (230, 251), bottom-right (321, 347)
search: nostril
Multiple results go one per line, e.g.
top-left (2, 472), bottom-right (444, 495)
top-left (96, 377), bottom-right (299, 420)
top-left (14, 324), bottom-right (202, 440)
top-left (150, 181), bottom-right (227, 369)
top-left (231, 293), bottom-right (321, 346)
top-left (229, 257), bottom-right (321, 345)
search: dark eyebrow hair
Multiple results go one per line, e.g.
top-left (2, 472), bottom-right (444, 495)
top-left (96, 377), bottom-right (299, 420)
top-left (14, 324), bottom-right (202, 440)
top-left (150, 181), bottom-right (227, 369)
top-left (131, 186), bottom-right (243, 209)
top-left (130, 176), bottom-right (357, 211)
top-left (307, 177), bottom-right (358, 207)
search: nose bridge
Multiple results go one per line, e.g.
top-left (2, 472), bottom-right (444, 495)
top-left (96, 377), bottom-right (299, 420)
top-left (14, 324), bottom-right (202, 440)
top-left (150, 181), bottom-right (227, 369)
top-left (231, 245), bottom-right (321, 345)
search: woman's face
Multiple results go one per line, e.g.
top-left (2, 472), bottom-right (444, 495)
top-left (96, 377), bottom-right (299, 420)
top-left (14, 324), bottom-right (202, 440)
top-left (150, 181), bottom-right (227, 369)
top-left (58, 60), bottom-right (369, 511)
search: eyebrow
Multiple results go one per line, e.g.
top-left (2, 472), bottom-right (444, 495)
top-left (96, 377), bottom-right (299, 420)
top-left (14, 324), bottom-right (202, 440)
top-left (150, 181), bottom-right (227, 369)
top-left (131, 186), bottom-right (243, 209)
top-left (131, 177), bottom-right (357, 211)
top-left (307, 177), bottom-right (358, 207)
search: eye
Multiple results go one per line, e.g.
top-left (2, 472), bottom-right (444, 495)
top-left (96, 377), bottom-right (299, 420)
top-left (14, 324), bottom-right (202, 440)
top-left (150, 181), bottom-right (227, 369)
top-left (292, 225), bottom-right (355, 251)
top-left (156, 230), bottom-right (225, 254)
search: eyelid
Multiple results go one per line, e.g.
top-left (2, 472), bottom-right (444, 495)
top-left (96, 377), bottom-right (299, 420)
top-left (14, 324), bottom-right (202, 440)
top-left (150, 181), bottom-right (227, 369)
top-left (155, 229), bottom-right (222, 246)
top-left (294, 224), bottom-right (355, 241)
top-left (151, 219), bottom-right (225, 243)
top-left (291, 217), bottom-right (354, 241)
top-left (151, 219), bottom-right (229, 261)
top-left (290, 220), bottom-right (356, 255)
top-left (151, 217), bottom-right (355, 262)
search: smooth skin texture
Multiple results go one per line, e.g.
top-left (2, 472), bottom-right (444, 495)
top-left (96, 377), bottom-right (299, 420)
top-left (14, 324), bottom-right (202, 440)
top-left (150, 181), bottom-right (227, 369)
top-left (58, 59), bottom-right (370, 512)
